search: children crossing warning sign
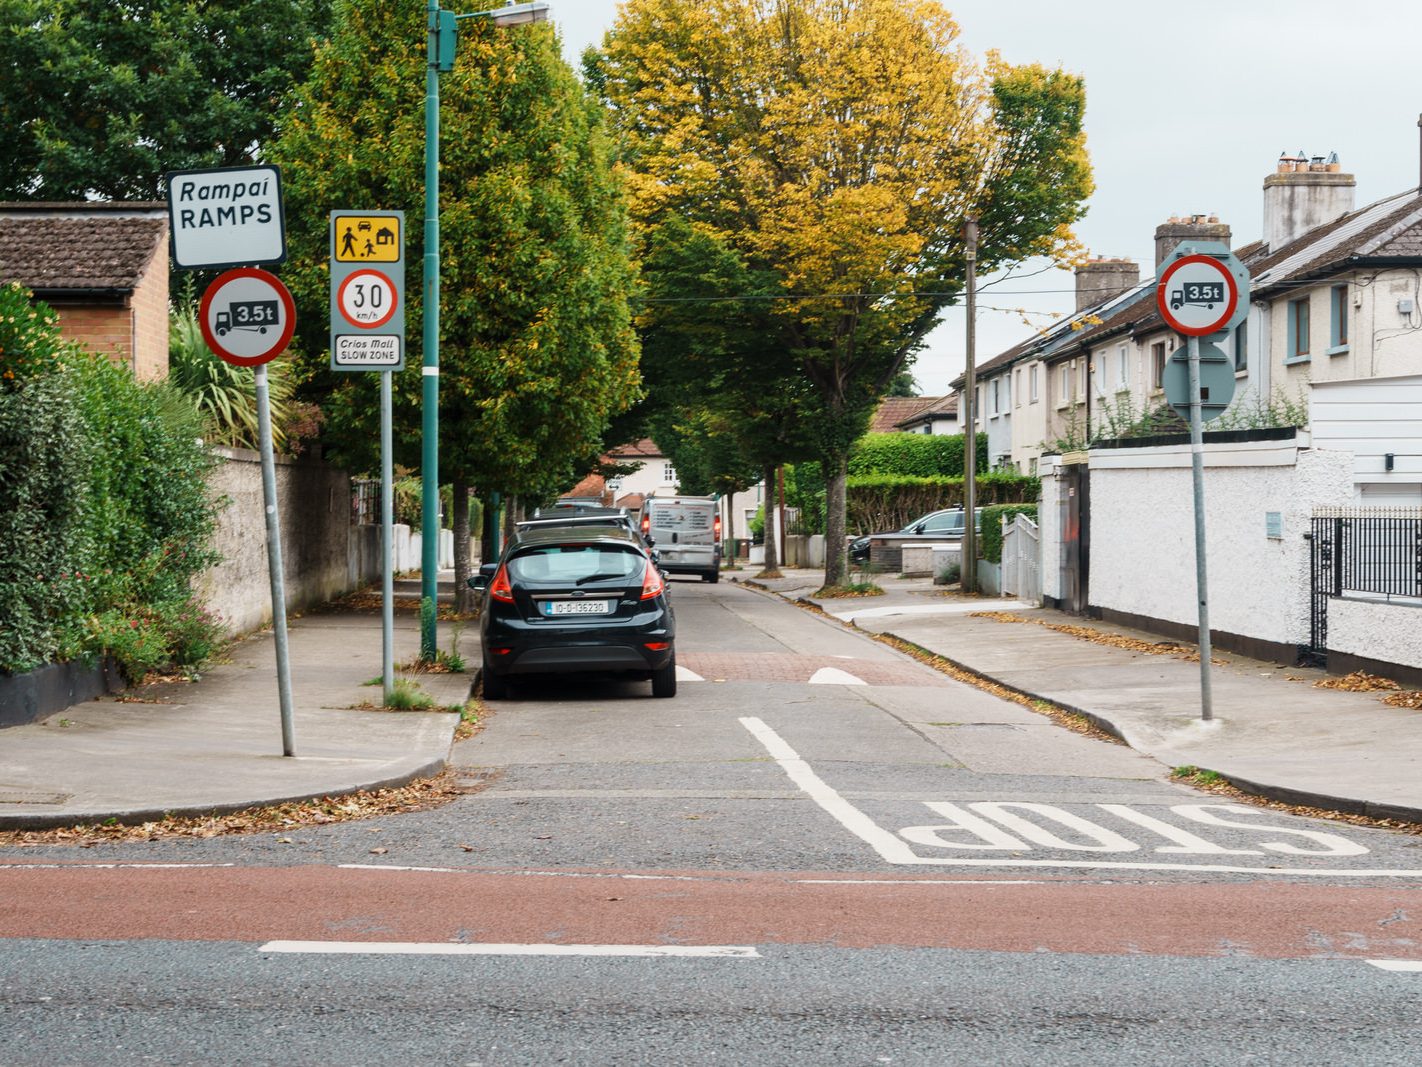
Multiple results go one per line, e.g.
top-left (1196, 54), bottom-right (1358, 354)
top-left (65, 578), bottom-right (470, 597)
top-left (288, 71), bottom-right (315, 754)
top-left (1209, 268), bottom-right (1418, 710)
top-left (334, 215), bottom-right (401, 263)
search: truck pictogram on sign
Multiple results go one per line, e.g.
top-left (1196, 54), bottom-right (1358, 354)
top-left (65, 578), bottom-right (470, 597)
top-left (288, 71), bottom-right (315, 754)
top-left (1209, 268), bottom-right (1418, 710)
top-left (1170, 281), bottom-right (1225, 311)
top-left (215, 299), bottom-right (280, 336)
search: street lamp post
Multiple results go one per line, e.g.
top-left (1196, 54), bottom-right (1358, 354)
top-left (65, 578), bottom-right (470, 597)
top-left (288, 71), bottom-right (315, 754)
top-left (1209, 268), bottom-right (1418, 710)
top-left (421, 0), bottom-right (550, 659)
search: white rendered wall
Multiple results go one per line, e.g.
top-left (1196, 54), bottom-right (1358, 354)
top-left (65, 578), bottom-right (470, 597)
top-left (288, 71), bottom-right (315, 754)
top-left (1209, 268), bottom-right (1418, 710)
top-left (1087, 439), bottom-right (1353, 646)
top-left (1327, 598), bottom-right (1422, 671)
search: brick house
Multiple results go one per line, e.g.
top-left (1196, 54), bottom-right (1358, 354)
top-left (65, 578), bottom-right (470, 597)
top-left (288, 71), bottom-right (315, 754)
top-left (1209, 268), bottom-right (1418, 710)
top-left (0, 202), bottom-right (170, 380)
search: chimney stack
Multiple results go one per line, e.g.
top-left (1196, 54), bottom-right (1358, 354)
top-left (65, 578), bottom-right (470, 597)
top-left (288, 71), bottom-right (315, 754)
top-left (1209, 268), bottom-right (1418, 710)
top-left (1263, 149), bottom-right (1355, 251)
top-left (1155, 214), bottom-right (1230, 268)
top-left (1074, 257), bottom-right (1140, 312)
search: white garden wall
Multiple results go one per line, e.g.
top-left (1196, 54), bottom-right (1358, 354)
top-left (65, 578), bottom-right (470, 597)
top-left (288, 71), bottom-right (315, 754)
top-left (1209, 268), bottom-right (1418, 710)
top-left (1086, 435), bottom-right (1353, 648)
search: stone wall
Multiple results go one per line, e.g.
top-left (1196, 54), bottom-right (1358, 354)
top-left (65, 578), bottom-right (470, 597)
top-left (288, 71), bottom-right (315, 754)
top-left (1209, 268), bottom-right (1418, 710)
top-left (197, 448), bottom-right (357, 636)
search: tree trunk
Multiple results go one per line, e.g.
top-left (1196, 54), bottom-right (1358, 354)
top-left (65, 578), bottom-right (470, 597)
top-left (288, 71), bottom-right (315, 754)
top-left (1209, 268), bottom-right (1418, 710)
top-left (502, 495), bottom-right (520, 547)
top-left (823, 449), bottom-right (849, 587)
top-left (759, 464), bottom-right (779, 576)
top-left (452, 480), bottom-right (473, 614)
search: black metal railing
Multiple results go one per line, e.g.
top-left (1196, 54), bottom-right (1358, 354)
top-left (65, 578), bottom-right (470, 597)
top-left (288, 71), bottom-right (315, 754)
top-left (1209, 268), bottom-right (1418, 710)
top-left (1308, 508), bottom-right (1422, 658)
top-left (1312, 508), bottom-right (1422, 600)
top-left (352, 478), bottom-right (380, 526)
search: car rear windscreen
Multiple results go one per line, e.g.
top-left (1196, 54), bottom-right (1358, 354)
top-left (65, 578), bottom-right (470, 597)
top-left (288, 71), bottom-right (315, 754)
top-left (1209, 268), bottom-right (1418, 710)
top-left (507, 545), bottom-right (644, 584)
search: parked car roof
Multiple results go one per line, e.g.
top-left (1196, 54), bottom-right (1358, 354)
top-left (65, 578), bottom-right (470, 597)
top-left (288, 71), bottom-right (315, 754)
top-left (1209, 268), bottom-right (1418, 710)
top-left (507, 524), bottom-right (646, 551)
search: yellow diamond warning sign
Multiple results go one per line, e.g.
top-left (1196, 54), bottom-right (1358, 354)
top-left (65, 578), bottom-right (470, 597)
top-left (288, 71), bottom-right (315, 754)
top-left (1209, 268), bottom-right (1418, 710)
top-left (334, 214), bottom-right (400, 262)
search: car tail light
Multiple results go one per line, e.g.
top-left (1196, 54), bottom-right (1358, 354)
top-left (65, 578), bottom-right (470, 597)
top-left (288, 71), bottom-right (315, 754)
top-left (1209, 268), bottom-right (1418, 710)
top-left (489, 564), bottom-right (514, 603)
top-left (640, 559), bottom-right (665, 600)
top-left (641, 513), bottom-right (650, 535)
top-left (644, 641), bottom-right (670, 651)
top-left (714, 514), bottom-right (722, 539)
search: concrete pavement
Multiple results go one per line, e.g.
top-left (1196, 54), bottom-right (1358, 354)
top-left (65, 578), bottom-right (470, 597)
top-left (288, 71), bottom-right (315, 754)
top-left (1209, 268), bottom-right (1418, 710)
top-left (745, 568), bottom-right (1422, 824)
top-left (0, 601), bottom-right (471, 830)
top-left (4, 564), bottom-right (1421, 830)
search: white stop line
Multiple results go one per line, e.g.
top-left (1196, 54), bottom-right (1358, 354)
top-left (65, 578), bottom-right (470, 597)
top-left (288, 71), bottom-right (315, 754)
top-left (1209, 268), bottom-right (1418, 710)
top-left (739, 717), bottom-right (1422, 878)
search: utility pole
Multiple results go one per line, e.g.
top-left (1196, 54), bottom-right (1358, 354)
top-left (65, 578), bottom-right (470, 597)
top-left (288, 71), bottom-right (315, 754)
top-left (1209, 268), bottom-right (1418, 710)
top-left (961, 217), bottom-right (979, 593)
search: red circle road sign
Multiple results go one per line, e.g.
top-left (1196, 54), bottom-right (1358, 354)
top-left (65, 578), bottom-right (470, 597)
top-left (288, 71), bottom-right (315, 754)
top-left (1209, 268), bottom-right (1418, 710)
top-left (199, 267), bottom-right (296, 367)
top-left (1156, 254), bottom-right (1239, 336)
top-left (336, 268), bottom-right (398, 330)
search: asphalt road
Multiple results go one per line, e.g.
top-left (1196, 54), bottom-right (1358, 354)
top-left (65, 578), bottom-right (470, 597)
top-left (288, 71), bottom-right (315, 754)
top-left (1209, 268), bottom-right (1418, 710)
top-left (3, 578), bottom-right (1422, 1064)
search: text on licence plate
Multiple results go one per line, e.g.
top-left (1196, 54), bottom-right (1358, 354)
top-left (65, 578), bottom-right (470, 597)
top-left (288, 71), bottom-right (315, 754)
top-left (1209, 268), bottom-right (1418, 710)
top-left (543, 600), bottom-right (613, 616)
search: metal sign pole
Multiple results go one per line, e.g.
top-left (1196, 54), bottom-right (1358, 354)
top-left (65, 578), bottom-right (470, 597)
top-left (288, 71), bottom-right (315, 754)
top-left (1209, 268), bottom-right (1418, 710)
top-left (381, 369), bottom-right (395, 704)
top-left (1186, 334), bottom-right (1214, 721)
top-left (254, 363), bottom-right (297, 754)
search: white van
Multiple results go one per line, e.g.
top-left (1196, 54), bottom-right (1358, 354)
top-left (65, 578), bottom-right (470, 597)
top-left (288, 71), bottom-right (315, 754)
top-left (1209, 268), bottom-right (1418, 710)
top-left (640, 494), bottom-right (721, 582)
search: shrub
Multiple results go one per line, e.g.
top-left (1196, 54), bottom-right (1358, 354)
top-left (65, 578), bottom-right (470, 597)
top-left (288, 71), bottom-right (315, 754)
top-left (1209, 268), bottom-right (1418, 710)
top-left (0, 373), bottom-right (94, 670)
top-left (0, 282), bottom-right (69, 385)
top-left (0, 292), bottom-right (223, 678)
top-left (847, 432), bottom-right (988, 478)
top-left (979, 504), bottom-right (1039, 564)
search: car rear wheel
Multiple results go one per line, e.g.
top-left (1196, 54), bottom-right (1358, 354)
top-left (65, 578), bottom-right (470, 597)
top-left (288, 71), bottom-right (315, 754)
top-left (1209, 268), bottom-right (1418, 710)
top-left (481, 663), bottom-right (510, 700)
top-left (651, 655), bottom-right (677, 698)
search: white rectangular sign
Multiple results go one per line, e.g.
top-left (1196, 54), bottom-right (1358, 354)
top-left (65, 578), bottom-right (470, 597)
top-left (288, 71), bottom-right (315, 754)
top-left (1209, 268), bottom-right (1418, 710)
top-left (333, 335), bottom-right (403, 367)
top-left (167, 165), bottom-right (286, 270)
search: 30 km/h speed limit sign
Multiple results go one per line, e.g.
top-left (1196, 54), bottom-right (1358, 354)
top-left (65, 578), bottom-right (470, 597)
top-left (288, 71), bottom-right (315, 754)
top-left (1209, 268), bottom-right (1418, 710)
top-left (336, 269), bottom-right (398, 329)
top-left (199, 267), bottom-right (296, 367)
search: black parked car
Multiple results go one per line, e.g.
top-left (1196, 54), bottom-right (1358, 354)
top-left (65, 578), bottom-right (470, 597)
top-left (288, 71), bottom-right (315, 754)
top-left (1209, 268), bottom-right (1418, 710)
top-left (849, 507), bottom-right (980, 564)
top-left (516, 507), bottom-right (647, 546)
top-left (469, 525), bottom-right (676, 700)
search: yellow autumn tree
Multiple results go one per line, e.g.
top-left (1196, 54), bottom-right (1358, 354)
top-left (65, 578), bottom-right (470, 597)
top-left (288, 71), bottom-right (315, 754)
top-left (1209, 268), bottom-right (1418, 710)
top-left (595, 0), bottom-right (1093, 585)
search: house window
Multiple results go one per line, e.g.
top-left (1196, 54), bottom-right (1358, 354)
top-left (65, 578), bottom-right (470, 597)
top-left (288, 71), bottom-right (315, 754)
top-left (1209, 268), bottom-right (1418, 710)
top-left (1151, 342), bottom-right (1167, 390)
top-left (662, 462), bottom-right (676, 483)
top-left (1059, 363), bottom-right (1070, 402)
top-left (990, 379), bottom-right (1000, 416)
top-left (1330, 285), bottom-right (1349, 352)
top-left (1029, 364), bottom-right (1039, 403)
top-left (1094, 355), bottom-right (1106, 395)
top-left (1014, 368), bottom-right (1022, 408)
top-left (1287, 297), bottom-right (1310, 362)
top-left (1233, 321), bottom-right (1248, 372)
top-left (1116, 345), bottom-right (1129, 388)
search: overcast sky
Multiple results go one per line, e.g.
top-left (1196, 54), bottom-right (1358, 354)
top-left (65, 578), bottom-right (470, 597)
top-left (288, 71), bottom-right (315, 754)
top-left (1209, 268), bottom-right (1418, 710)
top-left (550, 0), bottom-right (1422, 394)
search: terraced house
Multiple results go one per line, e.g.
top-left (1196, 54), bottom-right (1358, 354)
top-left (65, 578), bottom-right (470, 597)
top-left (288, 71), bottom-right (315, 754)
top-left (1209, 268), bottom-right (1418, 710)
top-left (955, 147), bottom-right (1422, 505)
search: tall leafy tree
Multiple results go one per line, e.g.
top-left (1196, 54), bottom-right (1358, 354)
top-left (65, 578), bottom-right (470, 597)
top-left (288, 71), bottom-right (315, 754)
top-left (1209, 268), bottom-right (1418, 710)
top-left (0, 0), bottom-right (332, 199)
top-left (595, 0), bottom-right (1092, 585)
top-left (271, 2), bottom-right (638, 606)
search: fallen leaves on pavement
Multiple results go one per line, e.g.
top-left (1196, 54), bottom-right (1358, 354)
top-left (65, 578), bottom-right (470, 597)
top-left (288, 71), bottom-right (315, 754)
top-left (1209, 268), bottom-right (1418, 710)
top-left (1314, 671), bottom-right (1401, 692)
top-left (1170, 765), bottom-right (1422, 836)
top-left (1383, 690), bottom-right (1422, 709)
top-left (0, 773), bottom-right (470, 848)
top-left (970, 611), bottom-right (1228, 663)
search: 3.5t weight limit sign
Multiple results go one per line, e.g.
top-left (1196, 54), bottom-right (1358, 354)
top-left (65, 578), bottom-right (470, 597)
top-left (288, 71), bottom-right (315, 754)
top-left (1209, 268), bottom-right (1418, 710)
top-left (1156, 254), bottom-right (1239, 336)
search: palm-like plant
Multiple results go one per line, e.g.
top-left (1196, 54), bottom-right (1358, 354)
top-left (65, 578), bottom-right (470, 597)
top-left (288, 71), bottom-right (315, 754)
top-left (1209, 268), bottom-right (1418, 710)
top-left (167, 303), bottom-right (292, 451)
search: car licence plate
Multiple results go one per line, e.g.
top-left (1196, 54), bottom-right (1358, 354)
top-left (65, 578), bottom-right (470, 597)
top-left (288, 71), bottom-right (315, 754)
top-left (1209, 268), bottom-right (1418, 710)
top-left (542, 600), bottom-right (613, 616)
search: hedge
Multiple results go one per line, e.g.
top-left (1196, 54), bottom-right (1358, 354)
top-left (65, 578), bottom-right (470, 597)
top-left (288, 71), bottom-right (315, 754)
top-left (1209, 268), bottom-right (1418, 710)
top-left (787, 432), bottom-right (990, 534)
top-left (979, 504), bottom-right (1039, 564)
top-left (847, 432), bottom-right (987, 479)
top-left (1, 287), bottom-right (223, 678)
top-left (846, 473), bottom-right (1040, 534)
